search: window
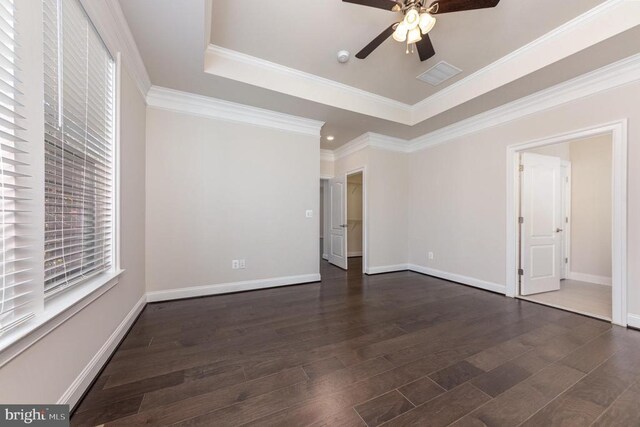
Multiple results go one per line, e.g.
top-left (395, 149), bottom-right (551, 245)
top-left (0, 0), bottom-right (34, 335)
top-left (0, 0), bottom-right (117, 345)
top-left (43, 0), bottom-right (115, 295)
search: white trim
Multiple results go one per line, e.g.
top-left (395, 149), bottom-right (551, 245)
top-left (203, 1), bottom-right (640, 126)
top-left (322, 254), bottom-right (329, 260)
top-left (561, 161), bottom-right (572, 280)
top-left (506, 121), bottom-right (627, 326)
top-left (368, 133), bottom-right (412, 153)
top-left (146, 274), bottom-right (321, 303)
top-left (146, 86), bottom-right (324, 136)
top-left (348, 251), bottom-right (363, 257)
top-left (80, 0), bottom-right (151, 100)
top-left (366, 264), bottom-right (409, 275)
top-left (322, 52), bottom-right (640, 159)
top-left (205, 45), bottom-right (412, 124)
top-left (408, 53), bottom-right (640, 151)
top-left (58, 294), bottom-right (147, 410)
top-left (568, 272), bottom-right (612, 286)
top-left (334, 134), bottom-right (371, 160)
top-left (0, 270), bottom-right (124, 368)
top-left (410, 0), bottom-right (640, 124)
top-left (628, 314), bottom-right (640, 330)
top-left (334, 133), bottom-right (411, 160)
top-left (408, 264), bottom-right (506, 295)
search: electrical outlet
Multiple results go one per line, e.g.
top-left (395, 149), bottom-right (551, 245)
top-left (428, 252), bottom-right (434, 260)
top-left (239, 259), bottom-right (246, 269)
top-left (305, 210), bottom-right (313, 218)
top-left (232, 260), bottom-right (239, 269)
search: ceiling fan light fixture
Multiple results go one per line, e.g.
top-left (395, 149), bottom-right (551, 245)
top-left (406, 26), bottom-right (422, 44)
top-left (403, 8), bottom-right (420, 30)
top-left (392, 22), bottom-right (408, 42)
top-left (419, 12), bottom-right (436, 34)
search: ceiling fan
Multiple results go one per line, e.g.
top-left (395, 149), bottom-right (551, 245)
top-left (344, 0), bottom-right (500, 61)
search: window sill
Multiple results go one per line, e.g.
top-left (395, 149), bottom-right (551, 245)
top-left (0, 269), bottom-right (125, 368)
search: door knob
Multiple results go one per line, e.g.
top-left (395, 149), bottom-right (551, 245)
top-left (556, 228), bottom-right (563, 233)
top-left (341, 224), bottom-right (348, 228)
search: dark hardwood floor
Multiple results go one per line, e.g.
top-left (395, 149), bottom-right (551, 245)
top-left (71, 258), bottom-right (640, 426)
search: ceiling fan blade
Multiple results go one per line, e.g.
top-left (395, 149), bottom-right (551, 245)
top-left (342, 0), bottom-right (401, 12)
top-left (429, 0), bottom-right (499, 14)
top-left (416, 34), bottom-right (436, 62)
top-left (355, 24), bottom-right (396, 59)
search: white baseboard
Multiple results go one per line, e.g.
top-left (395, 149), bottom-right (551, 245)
top-left (322, 254), bottom-right (328, 260)
top-left (58, 294), bottom-right (147, 410)
top-left (366, 264), bottom-right (409, 275)
top-left (408, 264), bottom-right (506, 295)
top-left (568, 272), bottom-right (612, 286)
top-left (627, 314), bottom-right (640, 330)
top-left (348, 251), bottom-right (363, 257)
top-left (146, 274), bottom-right (321, 302)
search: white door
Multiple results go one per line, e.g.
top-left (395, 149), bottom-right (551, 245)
top-left (329, 176), bottom-right (347, 270)
top-left (520, 153), bottom-right (563, 295)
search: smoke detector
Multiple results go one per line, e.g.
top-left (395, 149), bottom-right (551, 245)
top-left (337, 50), bottom-right (350, 63)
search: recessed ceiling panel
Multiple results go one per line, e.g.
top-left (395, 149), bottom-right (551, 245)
top-left (210, 0), bottom-right (605, 104)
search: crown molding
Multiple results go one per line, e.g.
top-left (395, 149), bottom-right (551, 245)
top-left (80, 0), bottom-right (152, 100)
top-left (368, 133), bottom-right (412, 153)
top-left (146, 86), bottom-right (325, 136)
top-left (204, 0), bottom-right (639, 127)
top-left (321, 51), bottom-right (640, 159)
top-left (333, 133), bottom-right (371, 160)
top-left (410, 0), bottom-right (640, 124)
top-left (205, 45), bottom-right (413, 125)
top-left (333, 132), bottom-right (411, 160)
top-left (408, 51), bottom-right (640, 151)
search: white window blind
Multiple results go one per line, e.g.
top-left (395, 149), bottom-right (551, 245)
top-left (0, 0), bottom-right (35, 335)
top-left (43, 0), bottom-right (115, 295)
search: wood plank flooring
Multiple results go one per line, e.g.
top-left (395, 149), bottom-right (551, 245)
top-left (71, 258), bottom-right (640, 426)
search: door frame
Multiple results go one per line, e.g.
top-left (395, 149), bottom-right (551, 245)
top-left (506, 120), bottom-right (627, 326)
top-left (560, 161), bottom-right (572, 280)
top-left (346, 167), bottom-right (367, 274)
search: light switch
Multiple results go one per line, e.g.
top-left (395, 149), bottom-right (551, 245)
top-left (305, 210), bottom-right (313, 218)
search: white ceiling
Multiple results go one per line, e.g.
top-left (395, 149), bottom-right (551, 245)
top-left (210, 0), bottom-right (604, 105)
top-left (118, 0), bottom-right (640, 149)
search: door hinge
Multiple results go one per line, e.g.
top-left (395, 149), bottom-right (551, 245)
top-left (566, 217), bottom-right (569, 223)
top-left (519, 165), bottom-right (524, 172)
top-left (518, 217), bottom-right (524, 224)
top-left (565, 257), bottom-right (569, 264)
top-left (518, 268), bottom-right (524, 276)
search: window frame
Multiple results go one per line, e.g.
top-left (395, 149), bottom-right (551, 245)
top-left (0, 0), bottom-right (123, 362)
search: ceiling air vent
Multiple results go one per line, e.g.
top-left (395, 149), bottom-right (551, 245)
top-left (416, 61), bottom-right (462, 86)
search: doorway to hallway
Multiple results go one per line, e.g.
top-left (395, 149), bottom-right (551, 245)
top-left (323, 169), bottom-right (366, 272)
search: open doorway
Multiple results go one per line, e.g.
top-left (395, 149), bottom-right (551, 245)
top-left (327, 169), bottom-right (366, 272)
top-left (517, 135), bottom-right (613, 320)
top-left (505, 118), bottom-right (634, 325)
top-left (347, 172), bottom-right (363, 261)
